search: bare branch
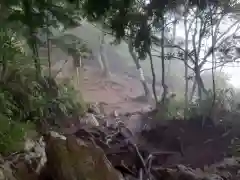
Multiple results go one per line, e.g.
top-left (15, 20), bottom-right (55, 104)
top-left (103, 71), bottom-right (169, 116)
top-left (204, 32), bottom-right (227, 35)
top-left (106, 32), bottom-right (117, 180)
top-left (151, 54), bottom-right (194, 70)
top-left (199, 19), bottom-right (240, 67)
top-left (200, 61), bottom-right (229, 73)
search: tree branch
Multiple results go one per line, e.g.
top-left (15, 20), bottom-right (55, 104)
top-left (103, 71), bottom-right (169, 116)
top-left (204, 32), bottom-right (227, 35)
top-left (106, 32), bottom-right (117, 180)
top-left (199, 19), bottom-right (240, 68)
top-left (152, 54), bottom-right (194, 70)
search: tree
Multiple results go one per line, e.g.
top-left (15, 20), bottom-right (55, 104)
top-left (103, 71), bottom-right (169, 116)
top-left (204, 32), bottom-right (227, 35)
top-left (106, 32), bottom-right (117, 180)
top-left (99, 30), bottom-right (111, 77)
top-left (47, 33), bottom-right (91, 80)
top-left (183, 0), bottom-right (190, 117)
top-left (127, 22), bottom-right (152, 100)
top-left (156, 2), bottom-right (240, 101)
top-left (1, 0), bottom-right (81, 77)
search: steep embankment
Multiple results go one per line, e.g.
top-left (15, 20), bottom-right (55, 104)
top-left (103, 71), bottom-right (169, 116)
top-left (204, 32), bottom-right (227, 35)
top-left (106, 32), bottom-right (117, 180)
top-left (41, 45), bottom-right (153, 116)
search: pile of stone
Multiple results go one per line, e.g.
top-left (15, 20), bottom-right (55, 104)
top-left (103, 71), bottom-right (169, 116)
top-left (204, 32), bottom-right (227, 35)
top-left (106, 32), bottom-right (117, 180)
top-left (1, 121), bottom-right (240, 180)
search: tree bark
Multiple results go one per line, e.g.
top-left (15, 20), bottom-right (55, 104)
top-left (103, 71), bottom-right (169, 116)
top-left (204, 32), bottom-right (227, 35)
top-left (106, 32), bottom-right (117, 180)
top-left (183, 4), bottom-right (189, 118)
top-left (172, 13), bottom-right (177, 44)
top-left (46, 13), bottom-right (52, 77)
top-left (1, 55), bottom-right (7, 80)
top-left (31, 33), bottom-right (41, 78)
top-left (128, 36), bottom-right (150, 98)
top-left (99, 31), bottom-right (111, 77)
top-left (195, 66), bottom-right (208, 100)
top-left (47, 30), bottom-right (52, 77)
top-left (190, 79), bottom-right (197, 102)
top-left (23, 0), bottom-right (41, 78)
top-left (160, 16), bottom-right (167, 105)
top-left (148, 51), bottom-right (158, 104)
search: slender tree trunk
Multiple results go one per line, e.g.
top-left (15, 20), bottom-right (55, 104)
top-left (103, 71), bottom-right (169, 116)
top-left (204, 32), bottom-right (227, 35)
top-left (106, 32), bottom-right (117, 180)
top-left (128, 36), bottom-right (150, 98)
top-left (190, 79), bottom-right (197, 102)
top-left (183, 7), bottom-right (189, 118)
top-left (195, 67), bottom-right (208, 100)
top-left (148, 51), bottom-right (158, 104)
top-left (210, 9), bottom-right (216, 116)
top-left (160, 16), bottom-right (167, 105)
top-left (99, 31), bottom-right (111, 77)
top-left (23, 0), bottom-right (41, 78)
top-left (76, 59), bottom-right (81, 86)
top-left (30, 33), bottom-right (41, 78)
top-left (172, 13), bottom-right (177, 44)
top-left (46, 15), bottom-right (52, 77)
top-left (1, 55), bottom-right (7, 80)
top-left (47, 33), bottom-right (52, 77)
top-left (72, 51), bottom-right (81, 86)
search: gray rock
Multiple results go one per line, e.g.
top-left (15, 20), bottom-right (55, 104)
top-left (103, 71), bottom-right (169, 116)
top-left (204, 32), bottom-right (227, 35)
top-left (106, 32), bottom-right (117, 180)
top-left (81, 113), bottom-right (99, 126)
top-left (0, 162), bottom-right (17, 180)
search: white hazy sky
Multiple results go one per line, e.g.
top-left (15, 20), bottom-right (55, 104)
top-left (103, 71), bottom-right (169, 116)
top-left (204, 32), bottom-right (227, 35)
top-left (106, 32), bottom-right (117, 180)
top-left (173, 16), bottom-right (240, 88)
top-left (143, 0), bottom-right (240, 87)
top-left (72, 16), bottom-right (240, 88)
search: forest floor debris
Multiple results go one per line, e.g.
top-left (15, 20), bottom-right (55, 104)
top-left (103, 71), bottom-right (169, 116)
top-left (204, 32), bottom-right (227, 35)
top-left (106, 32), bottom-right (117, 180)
top-left (1, 110), bottom-right (240, 180)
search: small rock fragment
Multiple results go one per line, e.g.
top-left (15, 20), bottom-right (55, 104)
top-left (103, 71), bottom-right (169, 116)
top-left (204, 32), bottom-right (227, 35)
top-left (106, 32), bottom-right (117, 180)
top-left (81, 113), bottom-right (99, 126)
top-left (49, 131), bottom-right (66, 140)
top-left (24, 139), bottom-right (36, 152)
top-left (113, 110), bottom-right (118, 117)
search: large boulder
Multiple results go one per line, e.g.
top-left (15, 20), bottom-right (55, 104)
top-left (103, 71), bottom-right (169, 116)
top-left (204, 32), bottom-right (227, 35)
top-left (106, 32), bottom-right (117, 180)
top-left (43, 134), bottom-right (124, 180)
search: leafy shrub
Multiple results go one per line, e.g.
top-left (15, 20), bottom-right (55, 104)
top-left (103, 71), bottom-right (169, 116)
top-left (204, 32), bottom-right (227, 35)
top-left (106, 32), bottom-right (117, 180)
top-left (0, 69), bottom-right (86, 125)
top-left (0, 68), bottom-right (87, 154)
top-left (0, 27), bottom-right (87, 154)
top-left (0, 114), bottom-right (35, 155)
top-left (166, 97), bottom-right (185, 118)
top-left (188, 88), bottom-right (235, 117)
top-left (154, 95), bottom-right (185, 120)
top-left (155, 88), bottom-right (235, 120)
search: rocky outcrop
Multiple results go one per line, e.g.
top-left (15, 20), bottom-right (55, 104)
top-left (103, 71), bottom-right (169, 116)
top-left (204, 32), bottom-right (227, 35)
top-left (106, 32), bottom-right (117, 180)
top-left (42, 133), bottom-right (124, 180)
top-left (0, 130), bottom-right (124, 180)
top-left (1, 125), bottom-right (240, 180)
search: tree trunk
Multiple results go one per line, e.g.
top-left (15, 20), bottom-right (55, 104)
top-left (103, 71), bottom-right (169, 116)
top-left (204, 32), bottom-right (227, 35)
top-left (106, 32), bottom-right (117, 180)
top-left (72, 51), bottom-right (82, 88)
top-left (172, 13), bottom-right (177, 44)
top-left (128, 37), bottom-right (150, 98)
top-left (31, 33), bottom-right (41, 78)
top-left (47, 31), bottom-right (51, 77)
top-left (76, 63), bottom-right (81, 86)
top-left (195, 67), bottom-right (208, 100)
top-left (160, 16), bottom-right (167, 105)
top-left (1, 55), bottom-right (7, 80)
top-left (99, 31), bottom-right (111, 77)
top-left (46, 14), bottom-right (52, 77)
top-left (23, 0), bottom-right (41, 78)
top-left (148, 51), bottom-right (158, 104)
top-left (210, 12), bottom-right (216, 117)
top-left (190, 79), bottom-right (197, 102)
top-left (183, 7), bottom-right (189, 118)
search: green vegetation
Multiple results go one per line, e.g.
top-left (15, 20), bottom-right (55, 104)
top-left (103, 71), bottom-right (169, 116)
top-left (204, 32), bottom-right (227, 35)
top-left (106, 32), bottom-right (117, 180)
top-left (1, 0), bottom-right (240, 155)
top-left (0, 64), bottom-right (86, 154)
top-left (0, 0), bottom-right (88, 155)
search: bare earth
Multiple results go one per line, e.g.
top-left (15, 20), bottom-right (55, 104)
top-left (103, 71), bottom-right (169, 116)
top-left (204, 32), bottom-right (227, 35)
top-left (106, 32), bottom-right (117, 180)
top-left (45, 47), bottom-right (240, 168)
top-left (80, 66), bottom-right (152, 115)
top-left (48, 49), bottom-right (153, 116)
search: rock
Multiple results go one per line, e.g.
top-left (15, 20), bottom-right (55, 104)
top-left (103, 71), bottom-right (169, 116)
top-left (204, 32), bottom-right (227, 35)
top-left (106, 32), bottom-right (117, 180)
top-left (23, 136), bottom-right (47, 174)
top-left (88, 102), bottom-right (101, 114)
top-left (0, 162), bottom-right (17, 180)
top-left (44, 134), bottom-right (124, 180)
top-left (24, 139), bottom-right (35, 152)
top-left (49, 131), bottom-right (66, 140)
top-left (14, 161), bottom-right (39, 180)
top-left (0, 169), bottom-right (4, 180)
top-left (112, 110), bottom-right (118, 117)
top-left (81, 113), bottom-right (99, 127)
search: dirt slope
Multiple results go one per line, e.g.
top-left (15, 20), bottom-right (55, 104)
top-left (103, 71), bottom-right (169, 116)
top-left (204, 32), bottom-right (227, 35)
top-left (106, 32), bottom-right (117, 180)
top-left (43, 45), bottom-right (153, 116)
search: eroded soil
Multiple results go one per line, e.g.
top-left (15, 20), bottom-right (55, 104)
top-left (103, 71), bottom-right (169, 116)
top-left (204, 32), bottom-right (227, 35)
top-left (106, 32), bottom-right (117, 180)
top-left (46, 47), bottom-right (240, 169)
